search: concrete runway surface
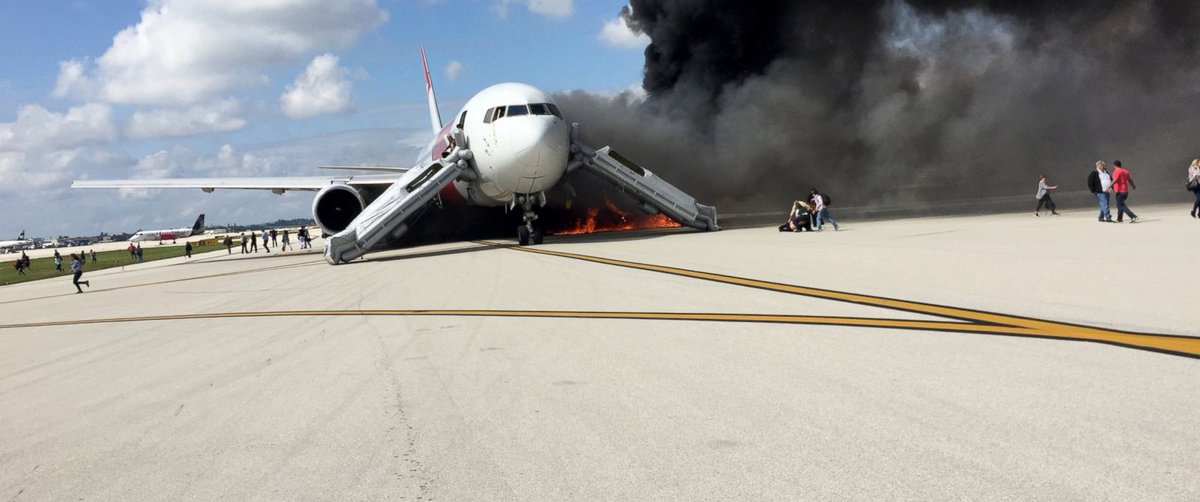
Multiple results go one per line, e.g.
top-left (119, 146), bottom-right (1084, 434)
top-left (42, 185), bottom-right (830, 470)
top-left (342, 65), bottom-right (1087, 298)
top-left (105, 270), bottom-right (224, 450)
top-left (2, 205), bottom-right (1198, 500)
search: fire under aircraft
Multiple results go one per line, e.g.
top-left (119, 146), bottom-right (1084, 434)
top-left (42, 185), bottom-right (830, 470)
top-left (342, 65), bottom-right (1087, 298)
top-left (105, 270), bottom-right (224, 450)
top-left (73, 48), bottom-right (718, 265)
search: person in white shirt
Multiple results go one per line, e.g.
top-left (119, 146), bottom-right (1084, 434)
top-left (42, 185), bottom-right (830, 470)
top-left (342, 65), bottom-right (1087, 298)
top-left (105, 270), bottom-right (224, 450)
top-left (70, 254), bottom-right (90, 293)
top-left (809, 188), bottom-right (839, 231)
top-left (1188, 159), bottom-right (1200, 218)
top-left (1086, 161), bottom-right (1113, 222)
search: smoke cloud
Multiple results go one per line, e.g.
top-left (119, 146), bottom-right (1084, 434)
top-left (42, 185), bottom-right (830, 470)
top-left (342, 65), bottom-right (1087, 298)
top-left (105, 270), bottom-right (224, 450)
top-left (557, 0), bottom-right (1200, 212)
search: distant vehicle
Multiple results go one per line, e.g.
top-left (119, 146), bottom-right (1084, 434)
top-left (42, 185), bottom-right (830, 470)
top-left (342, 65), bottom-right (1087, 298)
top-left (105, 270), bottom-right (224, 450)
top-left (129, 214), bottom-right (205, 243)
top-left (73, 47), bottom-right (718, 265)
top-left (0, 230), bottom-right (32, 253)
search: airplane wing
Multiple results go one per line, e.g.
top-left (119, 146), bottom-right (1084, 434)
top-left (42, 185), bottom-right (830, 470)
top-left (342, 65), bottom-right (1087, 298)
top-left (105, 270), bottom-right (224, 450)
top-left (71, 174), bottom-right (403, 193)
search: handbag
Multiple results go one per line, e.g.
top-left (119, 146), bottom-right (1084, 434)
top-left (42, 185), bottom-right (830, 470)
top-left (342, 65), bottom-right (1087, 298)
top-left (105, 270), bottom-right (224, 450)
top-left (1188, 177), bottom-right (1200, 190)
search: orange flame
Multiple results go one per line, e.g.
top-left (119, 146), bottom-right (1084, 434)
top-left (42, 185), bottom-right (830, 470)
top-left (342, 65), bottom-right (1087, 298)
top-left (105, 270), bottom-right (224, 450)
top-left (556, 198), bottom-right (682, 235)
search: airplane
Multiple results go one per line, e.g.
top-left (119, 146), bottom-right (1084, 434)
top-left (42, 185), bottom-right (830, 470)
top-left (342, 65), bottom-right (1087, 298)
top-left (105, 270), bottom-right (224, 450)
top-left (0, 230), bottom-right (32, 253)
top-left (73, 47), bottom-right (718, 265)
top-left (129, 214), bottom-right (205, 243)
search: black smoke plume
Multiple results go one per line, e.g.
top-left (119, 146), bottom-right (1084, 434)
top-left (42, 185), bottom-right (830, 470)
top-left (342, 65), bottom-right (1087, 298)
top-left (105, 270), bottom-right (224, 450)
top-left (556, 0), bottom-right (1200, 212)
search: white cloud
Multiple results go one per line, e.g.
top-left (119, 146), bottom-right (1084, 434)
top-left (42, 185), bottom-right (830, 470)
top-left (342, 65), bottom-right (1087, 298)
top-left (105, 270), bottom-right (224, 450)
top-left (54, 0), bottom-right (388, 105)
top-left (445, 61), bottom-right (464, 81)
top-left (598, 8), bottom-right (649, 49)
top-left (496, 0), bottom-right (573, 19)
top-left (0, 103), bottom-right (117, 152)
top-left (281, 54), bottom-right (355, 119)
top-left (127, 99), bottom-right (246, 139)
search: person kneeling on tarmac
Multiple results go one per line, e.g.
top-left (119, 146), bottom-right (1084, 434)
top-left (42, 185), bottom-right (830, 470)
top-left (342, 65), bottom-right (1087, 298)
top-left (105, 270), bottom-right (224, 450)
top-left (777, 200), bottom-right (814, 232)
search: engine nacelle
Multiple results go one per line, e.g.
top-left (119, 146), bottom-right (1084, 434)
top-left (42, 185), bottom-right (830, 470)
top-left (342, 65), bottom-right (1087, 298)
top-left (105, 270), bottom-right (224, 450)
top-left (312, 184), bottom-right (366, 236)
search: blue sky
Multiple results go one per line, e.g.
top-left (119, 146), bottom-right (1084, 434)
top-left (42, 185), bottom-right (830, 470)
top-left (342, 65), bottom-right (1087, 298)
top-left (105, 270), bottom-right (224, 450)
top-left (0, 0), bottom-right (649, 238)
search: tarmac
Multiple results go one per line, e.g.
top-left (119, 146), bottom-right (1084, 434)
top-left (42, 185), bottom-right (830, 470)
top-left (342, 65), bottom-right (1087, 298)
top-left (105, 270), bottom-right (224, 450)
top-left (1, 205), bottom-right (1198, 500)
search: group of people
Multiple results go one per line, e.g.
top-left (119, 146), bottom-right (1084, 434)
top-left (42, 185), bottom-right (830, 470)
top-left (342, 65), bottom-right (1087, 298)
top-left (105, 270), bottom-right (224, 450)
top-left (11, 252), bottom-right (30, 275)
top-left (228, 226), bottom-right (312, 255)
top-left (1086, 160), bottom-right (1139, 223)
top-left (126, 243), bottom-right (144, 262)
top-left (779, 189), bottom-right (840, 233)
top-left (1034, 158), bottom-right (1199, 221)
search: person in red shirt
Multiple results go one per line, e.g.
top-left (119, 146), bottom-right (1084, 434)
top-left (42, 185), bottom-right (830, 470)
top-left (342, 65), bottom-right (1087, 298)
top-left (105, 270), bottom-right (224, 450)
top-left (1110, 160), bottom-right (1138, 223)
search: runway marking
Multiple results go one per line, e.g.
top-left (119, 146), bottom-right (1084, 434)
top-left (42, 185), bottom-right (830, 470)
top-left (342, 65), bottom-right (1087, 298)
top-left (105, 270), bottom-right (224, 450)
top-left (478, 241), bottom-right (1200, 360)
top-left (0, 309), bottom-right (1085, 334)
top-left (3, 241), bottom-right (1196, 360)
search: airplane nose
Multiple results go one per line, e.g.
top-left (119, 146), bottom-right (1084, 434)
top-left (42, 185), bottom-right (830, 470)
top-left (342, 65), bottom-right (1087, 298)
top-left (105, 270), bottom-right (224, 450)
top-left (510, 118), bottom-right (560, 169)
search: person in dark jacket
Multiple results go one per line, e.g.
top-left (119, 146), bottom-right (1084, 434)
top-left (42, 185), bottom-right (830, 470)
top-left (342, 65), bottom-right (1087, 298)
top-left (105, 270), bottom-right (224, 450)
top-left (1086, 161), bottom-right (1113, 222)
top-left (184, 241), bottom-right (193, 258)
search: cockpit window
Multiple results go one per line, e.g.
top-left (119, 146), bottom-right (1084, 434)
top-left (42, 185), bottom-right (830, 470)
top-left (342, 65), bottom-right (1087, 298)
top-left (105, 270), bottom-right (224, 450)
top-left (490, 103), bottom-right (562, 122)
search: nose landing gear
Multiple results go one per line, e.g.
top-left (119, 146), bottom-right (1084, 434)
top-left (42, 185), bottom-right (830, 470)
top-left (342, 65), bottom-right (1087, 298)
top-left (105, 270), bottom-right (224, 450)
top-left (515, 193), bottom-right (545, 246)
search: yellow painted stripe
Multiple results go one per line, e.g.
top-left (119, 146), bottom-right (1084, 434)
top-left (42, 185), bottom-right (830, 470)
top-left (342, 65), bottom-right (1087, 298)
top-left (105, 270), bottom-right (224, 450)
top-left (3, 308), bottom-right (1196, 358)
top-left (0, 310), bottom-right (991, 332)
top-left (481, 241), bottom-right (1200, 359)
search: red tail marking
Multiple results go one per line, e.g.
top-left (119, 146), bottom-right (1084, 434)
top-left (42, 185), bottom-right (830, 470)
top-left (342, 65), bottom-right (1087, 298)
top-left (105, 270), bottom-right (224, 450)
top-left (420, 45), bottom-right (433, 92)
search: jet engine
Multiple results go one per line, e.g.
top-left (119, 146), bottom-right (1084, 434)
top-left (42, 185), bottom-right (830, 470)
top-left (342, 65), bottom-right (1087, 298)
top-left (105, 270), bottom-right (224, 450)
top-left (312, 184), bottom-right (366, 235)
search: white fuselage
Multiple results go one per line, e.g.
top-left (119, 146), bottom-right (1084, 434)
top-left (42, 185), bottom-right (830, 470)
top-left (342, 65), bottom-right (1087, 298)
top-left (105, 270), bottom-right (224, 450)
top-left (130, 227), bottom-right (192, 242)
top-left (419, 83), bottom-right (571, 206)
top-left (0, 239), bottom-right (31, 252)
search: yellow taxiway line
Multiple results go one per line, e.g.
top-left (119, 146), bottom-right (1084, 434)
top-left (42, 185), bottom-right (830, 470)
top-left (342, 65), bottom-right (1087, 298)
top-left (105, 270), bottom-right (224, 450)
top-left (482, 242), bottom-right (1200, 359)
top-left (2, 242), bottom-right (1196, 360)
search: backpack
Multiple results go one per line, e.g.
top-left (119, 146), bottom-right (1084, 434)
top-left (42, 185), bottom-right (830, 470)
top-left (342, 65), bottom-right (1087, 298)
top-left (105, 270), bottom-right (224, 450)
top-left (822, 193), bottom-right (832, 207)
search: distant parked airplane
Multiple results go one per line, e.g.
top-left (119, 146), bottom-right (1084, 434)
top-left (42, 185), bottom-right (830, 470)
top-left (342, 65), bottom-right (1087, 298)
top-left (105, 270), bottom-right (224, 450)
top-left (0, 230), bottom-right (32, 253)
top-left (130, 214), bottom-right (205, 243)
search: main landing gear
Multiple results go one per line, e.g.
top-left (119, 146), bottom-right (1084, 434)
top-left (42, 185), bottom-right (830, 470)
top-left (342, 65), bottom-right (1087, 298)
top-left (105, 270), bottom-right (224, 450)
top-left (515, 193), bottom-right (545, 246)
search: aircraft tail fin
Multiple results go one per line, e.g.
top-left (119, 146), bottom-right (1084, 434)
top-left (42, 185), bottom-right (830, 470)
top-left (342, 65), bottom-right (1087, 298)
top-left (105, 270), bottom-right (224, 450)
top-left (420, 45), bottom-right (443, 133)
top-left (191, 214), bottom-right (205, 235)
top-left (18, 230), bottom-right (24, 240)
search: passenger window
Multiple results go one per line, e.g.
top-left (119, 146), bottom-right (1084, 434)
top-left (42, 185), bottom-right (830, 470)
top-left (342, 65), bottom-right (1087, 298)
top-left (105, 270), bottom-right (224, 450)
top-left (547, 103), bottom-right (563, 119)
top-left (507, 105), bottom-right (528, 116)
top-left (529, 103), bottom-right (548, 116)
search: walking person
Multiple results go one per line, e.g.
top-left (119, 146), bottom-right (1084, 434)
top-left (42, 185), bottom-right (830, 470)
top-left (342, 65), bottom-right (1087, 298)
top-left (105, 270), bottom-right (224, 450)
top-left (299, 226), bottom-right (310, 249)
top-left (225, 235), bottom-right (234, 254)
top-left (270, 228), bottom-right (278, 247)
top-left (184, 241), bottom-right (193, 259)
top-left (240, 232), bottom-right (248, 254)
top-left (1188, 159), bottom-right (1200, 218)
top-left (135, 244), bottom-right (143, 262)
top-left (90, 249), bottom-right (97, 263)
top-left (250, 232), bottom-right (258, 253)
top-left (70, 253), bottom-right (90, 293)
top-left (1035, 174), bottom-right (1059, 216)
top-left (281, 229), bottom-right (291, 251)
top-left (261, 229), bottom-right (270, 253)
top-left (1110, 160), bottom-right (1138, 223)
top-left (810, 188), bottom-right (840, 231)
top-left (14, 258), bottom-right (25, 276)
top-left (1087, 161), bottom-right (1113, 222)
top-left (53, 250), bottom-right (63, 272)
